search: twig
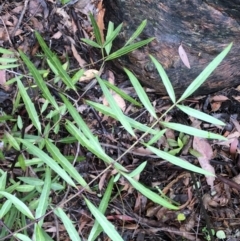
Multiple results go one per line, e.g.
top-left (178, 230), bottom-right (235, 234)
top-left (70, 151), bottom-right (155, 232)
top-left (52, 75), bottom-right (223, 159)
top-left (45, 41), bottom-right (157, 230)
top-left (11, 0), bottom-right (30, 37)
top-left (0, 17), bottom-right (13, 46)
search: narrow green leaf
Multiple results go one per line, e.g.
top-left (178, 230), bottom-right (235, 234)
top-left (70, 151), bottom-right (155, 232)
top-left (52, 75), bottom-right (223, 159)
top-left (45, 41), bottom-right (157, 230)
top-left (85, 197), bottom-right (124, 241)
top-left (35, 167), bottom-right (51, 227)
top-left (145, 144), bottom-right (215, 176)
top-left (88, 177), bottom-right (114, 241)
top-left (35, 31), bottom-right (76, 90)
top-left (0, 64), bottom-right (19, 69)
top-left (65, 121), bottom-right (126, 172)
top-left (106, 38), bottom-right (155, 61)
top-left (19, 50), bottom-right (59, 110)
top-left (17, 78), bottom-right (41, 133)
top-left (60, 94), bottom-right (96, 139)
top-left (121, 173), bottom-right (178, 210)
top-left (0, 172), bottom-right (7, 191)
top-left (0, 115), bottom-right (14, 121)
top-left (14, 233), bottom-right (32, 241)
top-left (89, 13), bottom-right (103, 46)
top-left (0, 199), bottom-right (12, 219)
top-left (54, 208), bottom-right (81, 241)
top-left (80, 39), bottom-right (101, 48)
top-left (124, 68), bottom-right (157, 118)
top-left (0, 58), bottom-right (18, 63)
top-left (0, 191), bottom-right (34, 219)
top-left (189, 148), bottom-right (202, 158)
top-left (161, 122), bottom-right (227, 140)
top-left (45, 140), bottom-right (89, 189)
top-left (34, 225), bottom-right (46, 241)
top-left (149, 55), bottom-right (175, 103)
top-left (103, 23), bottom-right (123, 48)
top-left (18, 139), bottom-right (76, 187)
top-left (124, 19), bottom-right (147, 46)
top-left (147, 129), bottom-right (166, 146)
top-left (0, 47), bottom-right (14, 54)
top-left (71, 69), bottom-right (84, 84)
top-left (102, 80), bottom-right (142, 107)
top-left (86, 100), bottom-right (158, 135)
top-left (128, 161), bottom-right (147, 178)
top-left (168, 147), bottom-right (182, 155)
top-left (176, 104), bottom-right (225, 126)
top-left (104, 21), bottom-right (114, 55)
top-left (5, 131), bottom-right (20, 151)
top-left (17, 177), bottom-right (44, 186)
top-left (97, 75), bottom-right (135, 136)
top-left (15, 185), bottom-right (35, 192)
top-left (179, 43), bottom-right (232, 101)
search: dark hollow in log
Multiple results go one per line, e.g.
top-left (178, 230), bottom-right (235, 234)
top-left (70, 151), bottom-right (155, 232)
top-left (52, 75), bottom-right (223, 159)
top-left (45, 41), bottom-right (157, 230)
top-left (103, 0), bottom-right (240, 96)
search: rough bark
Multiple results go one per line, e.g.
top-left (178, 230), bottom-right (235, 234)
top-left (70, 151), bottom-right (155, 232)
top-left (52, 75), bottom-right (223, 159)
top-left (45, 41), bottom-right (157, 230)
top-left (103, 0), bottom-right (240, 96)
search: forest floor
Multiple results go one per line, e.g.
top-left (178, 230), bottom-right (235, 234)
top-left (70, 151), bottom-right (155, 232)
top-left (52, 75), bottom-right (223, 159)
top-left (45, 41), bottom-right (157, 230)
top-left (1, 0), bottom-right (240, 241)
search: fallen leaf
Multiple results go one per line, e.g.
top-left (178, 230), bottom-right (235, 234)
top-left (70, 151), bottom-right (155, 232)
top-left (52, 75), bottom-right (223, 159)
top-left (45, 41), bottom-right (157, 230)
top-left (51, 31), bottom-right (62, 39)
top-left (178, 44), bottom-right (190, 69)
top-left (210, 95), bottom-right (229, 102)
top-left (232, 96), bottom-right (240, 102)
top-left (79, 69), bottom-right (99, 82)
top-left (97, 0), bottom-right (105, 44)
top-left (193, 137), bottom-right (215, 190)
top-left (0, 70), bottom-right (6, 86)
top-left (230, 138), bottom-right (238, 158)
top-left (146, 206), bottom-right (161, 217)
top-left (210, 102), bottom-right (221, 112)
top-left (71, 44), bottom-right (86, 68)
top-left (231, 118), bottom-right (240, 133)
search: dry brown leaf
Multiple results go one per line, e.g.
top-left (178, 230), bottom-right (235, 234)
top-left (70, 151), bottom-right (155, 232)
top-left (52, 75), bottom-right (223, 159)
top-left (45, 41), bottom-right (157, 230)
top-left (202, 193), bottom-right (212, 210)
top-left (230, 138), bottom-right (238, 158)
top-left (29, 0), bottom-right (44, 15)
top-left (30, 17), bottom-right (44, 32)
top-left (71, 44), bottom-right (86, 68)
top-left (178, 44), bottom-right (191, 69)
top-left (124, 224), bottom-right (139, 230)
top-left (51, 31), bottom-right (62, 39)
top-left (165, 128), bottom-right (175, 140)
top-left (217, 131), bottom-right (240, 147)
top-left (146, 206), bottom-right (161, 217)
top-left (132, 147), bottom-right (153, 155)
top-left (210, 101), bottom-right (221, 112)
top-left (79, 69), bottom-right (99, 82)
top-left (97, 0), bottom-right (105, 44)
top-left (231, 118), bottom-right (240, 133)
top-left (210, 95), bottom-right (229, 102)
top-left (112, 92), bottom-right (126, 111)
top-left (12, 6), bottom-right (24, 13)
top-left (193, 137), bottom-right (215, 190)
top-left (232, 174), bottom-right (240, 184)
top-left (232, 96), bottom-right (240, 102)
top-left (0, 70), bottom-right (6, 86)
top-left (98, 171), bottom-right (108, 191)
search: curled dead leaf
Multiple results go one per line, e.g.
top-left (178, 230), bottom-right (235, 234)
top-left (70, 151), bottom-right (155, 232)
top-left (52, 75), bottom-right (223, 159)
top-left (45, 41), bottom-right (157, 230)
top-left (193, 137), bottom-right (215, 190)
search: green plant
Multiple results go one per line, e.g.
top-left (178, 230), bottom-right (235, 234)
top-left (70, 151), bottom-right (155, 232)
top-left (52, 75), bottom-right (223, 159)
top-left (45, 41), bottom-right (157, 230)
top-left (0, 14), bottom-right (232, 241)
top-left (202, 227), bottom-right (215, 241)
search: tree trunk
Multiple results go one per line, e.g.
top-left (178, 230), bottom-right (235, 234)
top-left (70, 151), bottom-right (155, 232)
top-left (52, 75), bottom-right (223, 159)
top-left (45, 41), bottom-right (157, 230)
top-left (103, 0), bottom-right (240, 96)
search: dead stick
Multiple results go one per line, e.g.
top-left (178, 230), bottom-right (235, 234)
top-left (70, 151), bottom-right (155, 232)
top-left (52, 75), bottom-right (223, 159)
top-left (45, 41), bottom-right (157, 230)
top-left (11, 0), bottom-right (30, 37)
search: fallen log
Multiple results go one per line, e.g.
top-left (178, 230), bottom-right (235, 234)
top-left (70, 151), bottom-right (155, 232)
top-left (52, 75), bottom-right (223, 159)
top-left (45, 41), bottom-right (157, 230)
top-left (103, 0), bottom-right (240, 96)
